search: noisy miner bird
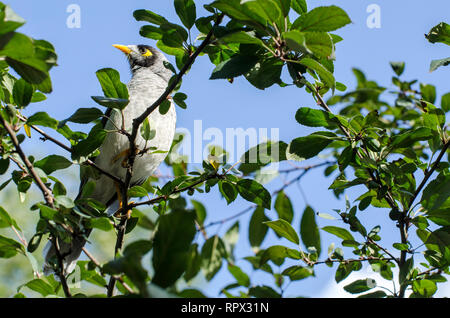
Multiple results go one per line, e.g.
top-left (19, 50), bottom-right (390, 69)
top-left (43, 44), bottom-right (176, 275)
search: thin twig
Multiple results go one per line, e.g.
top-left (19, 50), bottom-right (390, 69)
top-left (199, 206), bottom-right (255, 232)
top-left (1, 117), bottom-right (54, 205)
top-left (310, 256), bottom-right (395, 266)
top-left (407, 141), bottom-right (449, 213)
top-left (367, 237), bottom-right (399, 265)
top-left (19, 117), bottom-right (124, 185)
top-left (82, 247), bottom-right (134, 294)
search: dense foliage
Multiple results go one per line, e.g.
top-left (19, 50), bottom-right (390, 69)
top-left (0, 0), bottom-right (448, 298)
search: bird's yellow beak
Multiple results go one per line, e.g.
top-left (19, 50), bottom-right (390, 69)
top-left (113, 44), bottom-right (132, 55)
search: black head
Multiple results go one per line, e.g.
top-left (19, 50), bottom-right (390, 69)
top-left (113, 44), bottom-right (158, 72)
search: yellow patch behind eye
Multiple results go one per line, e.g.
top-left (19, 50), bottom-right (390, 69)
top-left (142, 49), bottom-right (152, 57)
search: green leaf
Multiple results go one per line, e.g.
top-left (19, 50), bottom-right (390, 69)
top-left (60, 107), bottom-right (104, 126)
top-left (248, 285), bottom-right (281, 298)
top-left (291, 0), bottom-right (307, 15)
top-left (390, 61), bottom-right (405, 76)
top-left (210, 55), bottom-right (259, 80)
top-left (178, 288), bottom-right (206, 298)
top-left (357, 290), bottom-right (387, 298)
top-left (219, 181), bottom-right (238, 205)
top-left (26, 112), bottom-right (58, 129)
top-left (0, 234), bottom-right (24, 258)
top-left (244, 58), bottom-right (283, 90)
top-left (236, 179), bottom-right (271, 209)
top-left (91, 96), bottom-right (129, 110)
top-left (298, 57), bottom-right (336, 90)
top-left (139, 25), bottom-right (162, 40)
top-left (160, 22), bottom-right (188, 48)
top-left (38, 204), bottom-right (58, 220)
top-left (133, 9), bottom-right (168, 25)
top-left (304, 32), bottom-right (333, 58)
top-left (390, 127), bottom-right (433, 149)
top-left (95, 68), bottom-right (128, 99)
top-left (184, 244), bottom-right (202, 282)
top-left (425, 227), bottom-right (450, 254)
top-left (27, 233), bottom-right (42, 253)
top-left (260, 245), bottom-right (301, 266)
top-left (322, 226), bottom-right (354, 241)
top-left (287, 131), bottom-right (336, 161)
top-left (174, 0), bottom-right (196, 29)
top-left (420, 83), bottom-right (436, 103)
top-left (159, 100), bottom-right (171, 115)
top-left (54, 195), bottom-right (75, 209)
top-left (264, 219), bottom-right (299, 245)
top-left (344, 279), bottom-right (376, 294)
top-left (283, 30), bottom-right (307, 53)
top-left (1, 33), bottom-right (52, 90)
top-left (274, 191), bottom-right (294, 223)
top-left (0, 206), bottom-right (20, 230)
top-left (123, 240), bottom-right (152, 258)
top-left (412, 279), bottom-right (437, 297)
top-left (293, 5), bottom-right (351, 32)
top-left (12, 78), bottom-right (33, 107)
top-left (441, 92), bottom-right (450, 112)
top-left (195, 16), bottom-right (213, 34)
top-left (425, 22), bottom-right (450, 45)
top-left (0, 5), bottom-right (26, 35)
top-left (300, 206), bottom-right (321, 255)
top-left (191, 200), bottom-right (206, 225)
top-left (240, 0), bottom-right (282, 25)
top-left (228, 264), bottom-right (250, 287)
top-left (140, 118), bottom-right (156, 141)
top-left (399, 257), bottom-right (414, 285)
top-left (86, 217), bottom-right (113, 232)
top-left (430, 57), bottom-right (450, 72)
top-left (0, 158), bottom-right (9, 175)
top-left (72, 124), bottom-right (107, 160)
top-left (239, 141), bottom-right (288, 174)
top-left (20, 279), bottom-right (54, 297)
top-left (249, 207), bottom-right (270, 249)
top-left (34, 155), bottom-right (72, 175)
top-left (295, 107), bottom-right (344, 129)
top-left (274, 0), bottom-right (291, 17)
top-left (218, 31), bottom-right (265, 46)
top-left (152, 210), bottom-right (196, 288)
top-left (173, 92), bottom-right (187, 109)
top-left (335, 262), bottom-right (361, 283)
top-left (201, 235), bottom-right (227, 281)
top-left (282, 265), bottom-right (313, 281)
top-left (224, 221), bottom-right (240, 253)
top-left (393, 243), bottom-right (409, 251)
top-left (210, 0), bottom-right (261, 24)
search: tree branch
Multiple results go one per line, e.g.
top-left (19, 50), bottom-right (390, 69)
top-left (407, 140), bottom-right (449, 212)
top-left (106, 13), bottom-right (225, 297)
top-left (0, 113), bottom-right (73, 297)
top-left (398, 140), bottom-right (449, 297)
top-left (1, 116), bottom-right (54, 205)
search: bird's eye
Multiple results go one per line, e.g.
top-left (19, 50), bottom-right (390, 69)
top-left (141, 48), bottom-right (152, 57)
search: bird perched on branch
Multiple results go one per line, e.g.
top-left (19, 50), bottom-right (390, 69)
top-left (43, 44), bottom-right (176, 275)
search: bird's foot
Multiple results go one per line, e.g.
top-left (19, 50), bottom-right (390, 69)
top-left (111, 148), bottom-right (140, 168)
top-left (113, 201), bottom-right (134, 219)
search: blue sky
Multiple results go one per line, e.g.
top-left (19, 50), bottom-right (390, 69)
top-left (8, 0), bottom-right (450, 297)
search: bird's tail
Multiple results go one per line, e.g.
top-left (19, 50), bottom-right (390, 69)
top-left (42, 231), bottom-right (90, 277)
top-left (42, 173), bottom-right (117, 276)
